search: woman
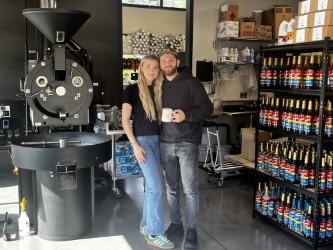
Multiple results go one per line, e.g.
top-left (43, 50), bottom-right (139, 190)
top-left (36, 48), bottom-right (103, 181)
top-left (122, 55), bottom-right (174, 250)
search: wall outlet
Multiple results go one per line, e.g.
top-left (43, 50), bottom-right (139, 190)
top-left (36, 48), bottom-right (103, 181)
top-left (240, 92), bottom-right (247, 98)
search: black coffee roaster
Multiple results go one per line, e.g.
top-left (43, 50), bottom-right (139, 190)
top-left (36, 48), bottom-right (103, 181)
top-left (11, 8), bottom-right (111, 240)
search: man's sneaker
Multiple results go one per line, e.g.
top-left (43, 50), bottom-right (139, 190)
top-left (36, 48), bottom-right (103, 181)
top-left (164, 223), bottom-right (184, 240)
top-left (146, 234), bottom-right (174, 249)
top-left (184, 228), bottom-right (198, 249)
top-left (139, 225), bottom-right (146, 236)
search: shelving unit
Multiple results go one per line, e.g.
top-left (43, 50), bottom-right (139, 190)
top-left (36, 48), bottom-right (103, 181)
top-left (253, 38), bottom-right (333, 250)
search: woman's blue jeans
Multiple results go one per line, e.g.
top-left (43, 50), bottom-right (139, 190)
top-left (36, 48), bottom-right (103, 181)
top-left (137, 135), bottom-right (164, 235)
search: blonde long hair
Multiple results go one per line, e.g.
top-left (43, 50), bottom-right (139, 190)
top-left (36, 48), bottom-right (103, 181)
top-left (137, 55), bottom-right (163, 123)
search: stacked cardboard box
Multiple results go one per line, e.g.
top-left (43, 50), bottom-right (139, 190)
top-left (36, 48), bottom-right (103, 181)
top-left (254, 25), bottom-right (272, 39)
top-left (262, 5), bottom-right (292, 39)
top-left (240, 22), bottom-right (255, 38)
top-left (219, 4), bottom-right (239, 22)
top-left (216, 21), bottom-right (239, 38)
top-left (102, 141), bottom-right (142, 176)
top-left (241, 128), bottom-right (272, 162)
top-left (294, 0), bottom-right (333, 43)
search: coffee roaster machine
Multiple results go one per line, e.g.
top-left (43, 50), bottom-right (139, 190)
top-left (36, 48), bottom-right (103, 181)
top-left (9, 1), bottom-right (111, 241)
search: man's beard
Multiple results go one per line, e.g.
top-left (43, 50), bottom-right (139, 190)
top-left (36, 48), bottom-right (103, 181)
top-left (161, 65), bottom-right (177, 76)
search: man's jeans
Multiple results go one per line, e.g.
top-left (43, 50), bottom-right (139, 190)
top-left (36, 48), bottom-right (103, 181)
top-left (137, 135), bottom-right (165, 235)
top-left (160, 142), bottom-right (199, 229)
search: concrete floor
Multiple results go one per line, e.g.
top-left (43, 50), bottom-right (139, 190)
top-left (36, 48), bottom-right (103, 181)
top-left (0, 169), bottom-right (332, 250)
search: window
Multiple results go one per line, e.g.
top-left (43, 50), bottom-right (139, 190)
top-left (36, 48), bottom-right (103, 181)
top-left (122, 0), bottom-right (186, 9)
top-left (163, 0), bottom-right (186, 8)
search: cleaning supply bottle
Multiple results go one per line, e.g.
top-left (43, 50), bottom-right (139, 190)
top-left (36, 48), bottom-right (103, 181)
top-left (278, 19), bottom-right (289, 45)
top-left (18, 198), bottom-right (30, 237)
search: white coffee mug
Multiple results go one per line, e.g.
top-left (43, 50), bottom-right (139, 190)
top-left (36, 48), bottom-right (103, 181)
top-left (162, 108), bottom-right (173, 122)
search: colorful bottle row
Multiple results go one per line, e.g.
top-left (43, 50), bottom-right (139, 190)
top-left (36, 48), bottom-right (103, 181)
top-left (255, 182), bottom-right (333, 242)
top-left (259, 54), bottom-right (333, 90)
top-left (123, 58), bottom-right (141, 70)
top-left (257, 140), bottom-right (333, 193)
top-left (259, 97), bottom-right (333, 137)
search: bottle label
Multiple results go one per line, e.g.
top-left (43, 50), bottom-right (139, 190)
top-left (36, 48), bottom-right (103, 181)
top-left (312, 116), bottom-right (318, 134)
top-left (329, 69), bottom-right (333, 88)
top-left (278, 206), bottom-right (284, 222)
top-left (325, 117), bottom-right (333, 136)
top-left (285, 164), bottom-right (290, 181)
top-left (294, 212), bottom-right (302, 232)
top-left (257, 154), bottom-right (263, 171)
top-left (266, 70), bottom-right (272, 85)
top-left (260, 70), bottom-right (266, 86)
top-left (279, 160), bottom-right (286, 178)
top-left (320, 172), bottom-right (326, 190)
top-left (309, 170), bottom-right (315, 186)
top-left (268, 201), bottom-right (274, 216)
top-left (293, 113), bottom-right (299, 131)
top-left (262, 109), bottom-right (267, 125)
top-left (293, 70), bottom-right (302, 87)
top-left (267, 110), bottom-right (273, 126)
top-left (281, 111), bottom-right (286, 128)
top-left (283, 208), bottom-right (290, 225)
top-left (304, 219), bottom-right (312, 237)
top-left (327, 221), bottom-right (333, 237)
top-left (259, 109), bottom-right (264, 125)
top-left (289, 69), bottom-right (295, 87)
top-left (327, 170), bottom-right (333, 189)
top-left (272, 158), bottom-right (279, 176)
top-left (300, 169), bottom-right (309, 186)
top-left (315, 69), bottom-right (323, 88)
top-left (320, 222), bottom-right (326, 239)
top-left (298, 114), bottom-right (305, 133)
top-left (262, 198), bottom-right (269, 215)
top-left (286, 112), bottom-right (293, 130)
top-left (289, 165), bottom-right (296, 183)
top-left (283, 70), bottom-right (289, 87)
top-left (305, 69), bottom-right (315, 87)
top-left (304, 115), bottom-right (312, 133)
top-left (272, 70), bottom-right (278, 86)
top-left (272, 111), bottom-right (280, 127)
top-left (255, 195), bottom-right (262, 210)
top-left (289, 210), bottom-right (295, 228)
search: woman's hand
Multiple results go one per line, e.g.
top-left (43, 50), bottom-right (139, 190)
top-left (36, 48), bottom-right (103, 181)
top-left (133, 143), bottom-right (146, 164)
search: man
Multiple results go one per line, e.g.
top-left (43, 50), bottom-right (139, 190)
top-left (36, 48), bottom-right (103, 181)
top-left (157, 49), bottom-right (213, 249)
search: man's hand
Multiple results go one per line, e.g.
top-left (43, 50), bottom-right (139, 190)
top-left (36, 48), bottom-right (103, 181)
top-left (172, 109), bottom-right (185, 123)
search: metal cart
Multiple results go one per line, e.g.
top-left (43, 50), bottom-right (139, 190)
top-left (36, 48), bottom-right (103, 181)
top-left (203, 127), bottom-right (244, 187)
top-left (95, 119), bottom-right (143, 198)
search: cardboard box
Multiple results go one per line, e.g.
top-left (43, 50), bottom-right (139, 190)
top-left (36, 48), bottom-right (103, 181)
top-left (262, 5), bottom-right (293, 39)
top-left (316, 0), bottom-right (333, 11)
top-left (312, 10), bottom-right (333, 26)
top-left (293, 28), bottom-right (311, 43)
top-left (219, 4), bottom-right (239, 22)
top-left (101, 141), bottom-right (142, 176)
top-left (295, 14), bottom-right (312, 29)
top-left (240, 128), bottom-right (272, 162)
top-left (254, 31), bottom-right (273, 39)
top-left (216, 21), bottom-right (239, 38)
top-left (255, 25), bottom-right (272, 32)
top-left (298, 0), bottom-right (317, 15)
top-left (310, 25), bottom-right (333, 41)
top-left (240, 22), bottom-right (255, 38)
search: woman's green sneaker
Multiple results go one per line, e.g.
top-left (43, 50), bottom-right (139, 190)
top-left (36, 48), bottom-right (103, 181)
top-left (139, 225), bottom-right (146, 235)
top-left (146, 234), bottom-right (174, 249)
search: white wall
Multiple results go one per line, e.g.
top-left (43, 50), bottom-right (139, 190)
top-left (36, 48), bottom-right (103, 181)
top-left (193, 0), bottom-right (299, 101)
top-left (122, 6), bottom-right (186, 35)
